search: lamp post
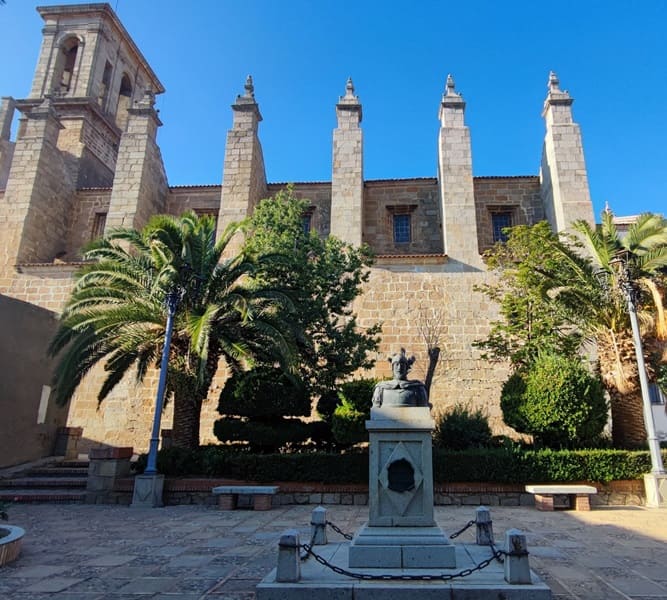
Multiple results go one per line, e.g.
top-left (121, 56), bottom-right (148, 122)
top-left (607, 254), bottom-right (666, 506)
top-left (132, 283), bottom-right (185, 507)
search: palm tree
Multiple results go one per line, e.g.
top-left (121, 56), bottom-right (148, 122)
top-left (546, 210), bottom-right (667, 447)
top-left (49, 212), bottom-right (295, 449)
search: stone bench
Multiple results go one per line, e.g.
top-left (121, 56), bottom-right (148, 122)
top-left (212, 485), bottom-right (279, 511)
top-left (525, 484), bottom-right (597, 511)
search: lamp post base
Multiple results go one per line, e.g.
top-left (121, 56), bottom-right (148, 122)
top-left (644, 473), bottom-right (667, 508)
top-left (131, 474), bottom-right (165, 508)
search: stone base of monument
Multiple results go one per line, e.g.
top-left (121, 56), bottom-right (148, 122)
top-left (257, 540), bottom-right (551, 600)
top-left (348, 523), bottom-right (456, 568)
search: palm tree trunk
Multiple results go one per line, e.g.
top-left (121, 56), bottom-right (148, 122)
top-left (598, 332), bottom-right (647, 448)
top-left (172, 389), bottom-right (202, 449)
top-left (608, 388), bottom-right (647, 448)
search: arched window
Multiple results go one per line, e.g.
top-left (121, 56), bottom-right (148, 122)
top-left (115, 73), bottom-right (133, 130)
top-left (98, 61), bottom-right (113, 110)
top-left (54, 37), bottom-right (79, 93)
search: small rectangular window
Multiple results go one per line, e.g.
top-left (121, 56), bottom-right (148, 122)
top-left (393, 214), bottom-right (411, 244)
top-left (492, 212), bottom-right (512, 243)
top-left (91, 212), bottom-right (107, 240)
top-left (302, 214), bottom-right (312, 235)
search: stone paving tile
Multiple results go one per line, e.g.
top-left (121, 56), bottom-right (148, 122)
top-left (165, 553), bottom-right (214, 568)
top-left (3, 564), bottom-right (71, 578)
top-left (23, 577), bottom-right (86, 593)
top-left (81, 554), bottom-right (137, 567)
top-left (115, 576), bottom-right (179, 594)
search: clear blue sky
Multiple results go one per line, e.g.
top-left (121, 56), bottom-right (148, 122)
top-left (1, 1), bottom-right (665, 218)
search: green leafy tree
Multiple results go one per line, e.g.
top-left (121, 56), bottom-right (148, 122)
top-left (475, 221), bottom-right (583, 368)
top-left (240, 186), bottom-right (381, 404)
top-left (551, 211), bottom-right (667, 446)
top-left (478, 212), bottom-right (667, 447)
top-left (49, 212), bottom-right (294, 449)
top-left (500, 352), bottom-right (608, 448)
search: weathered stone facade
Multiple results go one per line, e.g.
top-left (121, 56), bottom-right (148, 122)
top-left (0, 3), bottom-right (595, 453)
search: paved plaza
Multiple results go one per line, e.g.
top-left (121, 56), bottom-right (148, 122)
top-left (1, 503), bottom-right (666, 599)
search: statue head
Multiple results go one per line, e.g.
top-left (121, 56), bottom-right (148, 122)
top-left (388, 348), bottom-right (416, 381)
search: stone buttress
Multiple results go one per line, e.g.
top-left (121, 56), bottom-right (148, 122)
top-left (437, 75), bottom-right (483, 270)
top-left (217, 76), bottom-right (268, 252)
top-left (540, 71), bottom-right (595, 230)
top-left (330, 78), bottom-right (363, 247)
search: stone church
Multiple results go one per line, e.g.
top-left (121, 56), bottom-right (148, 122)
top-left (0, 3), bottom-right (595, 459)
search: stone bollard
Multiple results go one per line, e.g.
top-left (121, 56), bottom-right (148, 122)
top-left (475, 506), bottom-right (494, 545)
top-left (86, 446), bottom-right (133, 504)
top-left (276, 529), bottom-right (301, 582)
top-left (503, 528), bottom-right (531, 584)
top-left (311, 506), bottom-right (328, 545)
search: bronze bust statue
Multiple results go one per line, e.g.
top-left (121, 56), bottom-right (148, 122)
top-left (372, 348), bottom-right (429, 408)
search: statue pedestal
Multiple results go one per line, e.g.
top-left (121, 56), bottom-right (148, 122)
top-left (348, 406), bottom-right (456, 568)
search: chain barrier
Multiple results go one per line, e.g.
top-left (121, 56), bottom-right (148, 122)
top-left (300, 528), bottom-right (318, 562)
top-left (489, 540), bottom-right (505, 564)
top-left (299, 543), bottom-right (506, 582)
top-left (325, 520), bottom-right (353, 540)
top-left (300, 517), bottom-right (518, 581)
top-left (449, 519), bottom-right (476, 539)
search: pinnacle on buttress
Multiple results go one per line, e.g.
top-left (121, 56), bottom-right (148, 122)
top-left (446, 74), bottom-right (457, 96)
top-left (543, 70), bottom-right (573, 114)
top-left (338, 77), bottom-right (360, 105)
top-left (345, 77), bottom-right (355, 99)
top-left (244, 75), bottom-right (255, 99)
top-left (440, 73), bottom-right (465, 116)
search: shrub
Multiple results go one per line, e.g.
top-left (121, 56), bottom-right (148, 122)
top-left (213, 417), bottom-right (312, 453)
top-left (330, 378), bottom-right (376, 445)
top-left (135, 445), bottom-right (664, 484)
top-left (501, 352), bottom-right (608, 448)
top-left (316, 390), bottom-right (340, 422)
top-left (217, 367), bottom-right (310, 418)
top-left (215, 367), bottom-right (312, 452)
top-left (331, 399), bottom-right (366, 445)
top-left (433, 404), bottom-right (493, 450)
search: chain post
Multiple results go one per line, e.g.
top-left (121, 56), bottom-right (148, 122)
top-left (277, 529), bottom-right (301, 582)
top-left (503, 528), bottom-right (531, 584)
top-left (475, 506), bottom-right (494, 545)
top-left (311, 506), bottom-right (328, 546)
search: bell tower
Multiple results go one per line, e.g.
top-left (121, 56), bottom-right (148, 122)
top-left (0, 3), bottom-right (166, 274)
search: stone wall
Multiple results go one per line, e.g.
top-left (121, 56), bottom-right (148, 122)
top-left (24, 259), bottom-right (514, 452)
top-left (269, 182), bottom-right (333, 237)
top-left (354, 266), bottom-right (511, 434)
top-left (3, 265), bottom-right (77, 313)
top-left (0, 294), bottom-right (68, 468)
top-left (363, 178), bottom-right (442, 255)
top-left (105, 478), bottom-right (646, 507)
top-left (166, 186), bottom-right (221, 218)
top-left (68, 189), bottom-right (111, 258)
top-left (473, 176), bottom-right (544, 252)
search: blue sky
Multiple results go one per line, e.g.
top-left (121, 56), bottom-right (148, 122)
top-left (1, 1), bottom-right (665, 218)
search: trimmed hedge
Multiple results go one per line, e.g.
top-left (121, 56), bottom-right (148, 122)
top-left (136, 446), bottom-right (665, 484)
